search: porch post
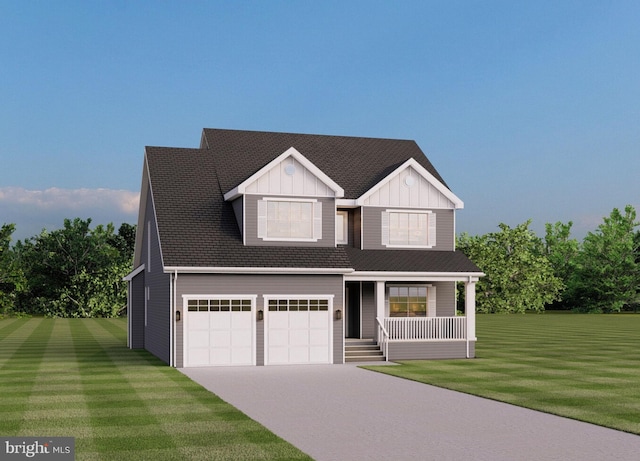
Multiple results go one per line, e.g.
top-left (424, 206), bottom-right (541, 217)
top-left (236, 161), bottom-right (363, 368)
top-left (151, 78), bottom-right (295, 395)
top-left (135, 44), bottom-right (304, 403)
top-left (375, 281), bottom-right (385, 339)
top-left (465, 280), bottom-right (477, 358)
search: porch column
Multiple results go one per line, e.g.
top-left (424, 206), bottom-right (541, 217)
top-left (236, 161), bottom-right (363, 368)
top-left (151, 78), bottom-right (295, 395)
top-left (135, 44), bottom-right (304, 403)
top-left (375, 280), bottom-right (385, 321)
top-left (465, 280), bottom-right (477, 342)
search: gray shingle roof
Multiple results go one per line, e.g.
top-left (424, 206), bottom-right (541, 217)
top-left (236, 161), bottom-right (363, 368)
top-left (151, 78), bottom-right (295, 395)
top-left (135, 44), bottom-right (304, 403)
top-left (145, 129), bottom-right (480, 273)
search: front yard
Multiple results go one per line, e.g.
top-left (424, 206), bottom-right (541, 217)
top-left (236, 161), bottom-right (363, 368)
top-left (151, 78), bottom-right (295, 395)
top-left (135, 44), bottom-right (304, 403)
top-left (366, 313), bottom-right (640, 435)
top-left (0, 318), bottom-right (311, 461)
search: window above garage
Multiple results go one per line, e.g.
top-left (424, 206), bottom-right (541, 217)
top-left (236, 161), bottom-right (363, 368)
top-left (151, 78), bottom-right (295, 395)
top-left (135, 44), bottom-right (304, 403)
top-left (258, 197), bottom-right (322, 241)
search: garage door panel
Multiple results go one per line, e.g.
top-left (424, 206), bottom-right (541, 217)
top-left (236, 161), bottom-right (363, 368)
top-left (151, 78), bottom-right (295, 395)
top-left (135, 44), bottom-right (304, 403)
top-left (269, 312), bottom-right (289, 329)
top-left (213, 313), bottom-right (231, 329)
top-left (289, 313), bottom-right (309, 329)
top-left (211, 330), bottom-right (231, 347)
top-left (265, 298), bottom-right (331, 365)
top-left (289, 329), bottom-right (309, 346)
top-left (185, 298), bottom-right (254, 367)
top-left (309, 329), bottom-right (329, 346)
top-left (309, 346), bottom-right (329, 362)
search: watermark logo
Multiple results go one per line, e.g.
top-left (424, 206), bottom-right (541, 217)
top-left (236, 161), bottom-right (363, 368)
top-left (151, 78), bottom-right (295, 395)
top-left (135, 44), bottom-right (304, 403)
top-left (1, 437), bottom-right (74, 460)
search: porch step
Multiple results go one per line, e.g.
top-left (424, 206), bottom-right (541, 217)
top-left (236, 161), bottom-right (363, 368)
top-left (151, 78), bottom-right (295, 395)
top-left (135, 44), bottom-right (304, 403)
top-left (345, 339), bottom-right (385, 362)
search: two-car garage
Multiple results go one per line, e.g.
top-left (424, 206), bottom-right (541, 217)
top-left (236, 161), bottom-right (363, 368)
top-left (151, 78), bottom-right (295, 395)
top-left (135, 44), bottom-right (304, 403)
top-left (184, 296), bottom-right (332, 367)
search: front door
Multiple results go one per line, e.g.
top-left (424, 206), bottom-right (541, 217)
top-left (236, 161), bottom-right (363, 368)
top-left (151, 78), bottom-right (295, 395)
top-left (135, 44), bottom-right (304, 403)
top-left (346, 282), bottom-right (361, 338)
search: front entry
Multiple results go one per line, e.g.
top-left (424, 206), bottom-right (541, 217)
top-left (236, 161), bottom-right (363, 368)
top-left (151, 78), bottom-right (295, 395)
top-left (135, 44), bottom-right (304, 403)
top-left (346, 282), bottom-right (361, 338)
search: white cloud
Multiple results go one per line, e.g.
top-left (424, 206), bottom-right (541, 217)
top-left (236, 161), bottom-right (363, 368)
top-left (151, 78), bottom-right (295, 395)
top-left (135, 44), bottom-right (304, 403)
top-left (0, 187), bottom-right (140, 241)
top-left (0, 187), bottom-right (139, 214)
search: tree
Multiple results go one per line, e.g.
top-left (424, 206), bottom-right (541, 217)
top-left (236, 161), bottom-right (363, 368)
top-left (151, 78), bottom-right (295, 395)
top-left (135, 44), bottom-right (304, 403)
top-left (0, 224), bottom-right (25, 315)
top-left (567, 205), bottom-right (640, 313)
top-left (15, 218), bottom-right (132, 317)
top-left (458, 221), bottom-right (563, 313)
top-left (544, 221), bottom-right (580, 309)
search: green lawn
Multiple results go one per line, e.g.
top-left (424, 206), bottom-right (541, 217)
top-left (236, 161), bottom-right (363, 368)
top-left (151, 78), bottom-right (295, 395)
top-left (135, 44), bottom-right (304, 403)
top-left (365, 313), bottom-right (640, 435)
top-left (0, 318), bottom-right (312, 461)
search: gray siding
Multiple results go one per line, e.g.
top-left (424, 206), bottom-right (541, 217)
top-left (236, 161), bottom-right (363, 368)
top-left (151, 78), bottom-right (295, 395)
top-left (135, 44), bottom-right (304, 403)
top-left (232, 197), bottom-right (243, 237)
top-left (244, 195), bottom-right (336, 247)
top-left (175, 273), bottom-right (344, 367)
top-left (388, 340), bottom-right (475, 360)
top-left (361, 282), bottom-right (376, 339)
top-left (361, 207), bottom-right (455, 251)
top-left (142, 189), bottom-right (172, 364)
top-left (129, 270), bottom-right (145, 349)
top-left (435, 281), bottom-right (456, 317)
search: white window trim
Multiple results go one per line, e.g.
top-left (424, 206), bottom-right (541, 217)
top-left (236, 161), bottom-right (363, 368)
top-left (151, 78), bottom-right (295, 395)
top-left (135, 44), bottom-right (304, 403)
top-left (258, 197), bottom-right (322, 242)
top-left (336, 210), bottom-right (348, 245)
top-left (382, 209), bottom-right (435, 249)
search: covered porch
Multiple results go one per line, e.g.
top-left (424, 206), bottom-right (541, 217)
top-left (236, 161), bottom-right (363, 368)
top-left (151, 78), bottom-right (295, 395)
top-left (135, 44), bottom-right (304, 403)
top-left (344, 273), bottom-right (482, 361)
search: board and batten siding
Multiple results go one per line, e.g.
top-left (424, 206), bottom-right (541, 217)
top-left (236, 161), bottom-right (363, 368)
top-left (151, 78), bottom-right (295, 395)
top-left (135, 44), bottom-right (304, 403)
top-left (243, 195), bottom-right (336, 247)
top-left (142, 188), bottom-right (172, 364)
top-left (361, 207), bottom-right (455, 251)
top-left (174, 273), bottom-right (344, 367)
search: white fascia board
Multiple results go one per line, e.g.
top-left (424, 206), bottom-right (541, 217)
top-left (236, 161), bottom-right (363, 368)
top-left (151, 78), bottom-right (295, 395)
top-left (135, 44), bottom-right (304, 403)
top-left (123, 264), bottom-right (146, 281)
top-left (335, 199), bottom-right (358, 207)
top-left (344, 271), bottom-right (484, 282)
top-left (164, 266), bottom-right (355, 275)
top-left (223, 147), bottom-right (344, 201)
top-left (356, 158), bottom-right (464, 209)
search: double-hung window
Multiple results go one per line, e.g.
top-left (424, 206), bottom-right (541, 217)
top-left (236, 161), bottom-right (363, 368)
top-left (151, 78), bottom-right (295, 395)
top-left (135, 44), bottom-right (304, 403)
top-left (381, 209), bottom-right (435, 248)
top-left (258, 198), bottom-right (322, 241)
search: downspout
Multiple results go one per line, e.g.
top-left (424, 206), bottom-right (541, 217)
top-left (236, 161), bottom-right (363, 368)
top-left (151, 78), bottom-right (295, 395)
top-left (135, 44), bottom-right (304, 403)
top-left (465, 277), bottom-right (470, 359)
top-left (171, 270), bottom-right (178, 367)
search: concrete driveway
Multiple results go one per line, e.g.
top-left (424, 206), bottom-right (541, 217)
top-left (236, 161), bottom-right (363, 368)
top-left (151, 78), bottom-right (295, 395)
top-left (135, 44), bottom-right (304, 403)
top-left (181, 364), bottom-right (640, 461)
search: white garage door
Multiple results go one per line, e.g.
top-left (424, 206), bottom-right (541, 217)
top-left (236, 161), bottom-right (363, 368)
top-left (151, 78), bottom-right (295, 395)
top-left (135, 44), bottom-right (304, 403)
top-left (185, 298), bottom-right (254, 367)
top-left (265, 298), bottom-right (332, 365)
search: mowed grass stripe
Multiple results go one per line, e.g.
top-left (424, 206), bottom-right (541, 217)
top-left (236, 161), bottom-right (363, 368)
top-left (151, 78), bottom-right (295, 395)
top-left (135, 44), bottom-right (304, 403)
top-left (365, 314), bottom-right (640, 435)
top-left (0, 319), bottom-right (312, 460)
top-left (69, 319), bottom-right (179, 458)
top-left (0, 318), bottom-right (54, 434)
top-left (21, 319), bottom-right (92, 438)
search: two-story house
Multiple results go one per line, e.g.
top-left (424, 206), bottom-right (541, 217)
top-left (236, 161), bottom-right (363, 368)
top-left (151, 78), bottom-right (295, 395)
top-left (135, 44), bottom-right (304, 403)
top-left (125, 128), bottom-right (483, 367)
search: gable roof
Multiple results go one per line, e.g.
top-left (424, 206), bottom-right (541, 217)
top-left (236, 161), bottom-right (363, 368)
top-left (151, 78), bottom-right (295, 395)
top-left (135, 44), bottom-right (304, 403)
top-left (140, 128), bottom-right (480, 273)
top-left (223, 147), bottom-right (345, 201)
top-left (201, 128), bottom-right (450, 199)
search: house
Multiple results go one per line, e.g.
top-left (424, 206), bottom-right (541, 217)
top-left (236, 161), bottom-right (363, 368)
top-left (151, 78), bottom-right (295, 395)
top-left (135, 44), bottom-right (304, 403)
top-left (124, 128), bottom-right (484, 367)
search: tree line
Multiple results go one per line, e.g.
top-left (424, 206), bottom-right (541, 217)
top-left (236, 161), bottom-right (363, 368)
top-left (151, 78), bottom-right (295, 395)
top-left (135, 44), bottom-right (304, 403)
top-left (458, 205), bottom-right (640, 313)
top-left (0, 218), bottom-right (135, 318)
top-left (1, 206), bottom-right (639, 317)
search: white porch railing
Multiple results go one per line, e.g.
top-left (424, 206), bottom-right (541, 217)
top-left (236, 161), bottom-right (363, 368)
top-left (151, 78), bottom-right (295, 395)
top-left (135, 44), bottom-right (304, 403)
top-left (384, 316), bottom-right (466, 340)
top-left (375, 317), bottom-right (389, 361)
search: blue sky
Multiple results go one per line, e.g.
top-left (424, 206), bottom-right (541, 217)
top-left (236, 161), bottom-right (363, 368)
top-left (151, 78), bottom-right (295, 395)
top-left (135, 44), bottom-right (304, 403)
top-left (1, 1), bottom-right (639, 241)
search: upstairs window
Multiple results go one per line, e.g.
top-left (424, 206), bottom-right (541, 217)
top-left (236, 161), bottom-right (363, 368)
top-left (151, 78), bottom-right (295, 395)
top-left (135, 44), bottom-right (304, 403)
top-left (258, 198), bottom-right (322, 241)
top-left (381, 209), bottom-right (435, 248)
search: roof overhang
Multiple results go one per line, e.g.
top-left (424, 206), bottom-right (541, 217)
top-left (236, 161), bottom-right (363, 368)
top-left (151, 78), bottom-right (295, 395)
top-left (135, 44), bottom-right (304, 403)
top-left (343, 271), bottom-right (484, 282)
top-left (123, 264), bottom-right (145, 282)
top-left (163, 266), bottom-right (354, 275)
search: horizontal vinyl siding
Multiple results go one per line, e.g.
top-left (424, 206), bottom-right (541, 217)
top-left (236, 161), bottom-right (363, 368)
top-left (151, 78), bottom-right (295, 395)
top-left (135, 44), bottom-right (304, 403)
top-left (361, 207), bottom-right (455, 251)
top-left (129, 271), bottom-right (146, 349)
top-left (244, 195), bottom-right (336, 247)
top-left (435, 281), bottom-right (456, 317)
top-left (388, 340), bottom-right (475, 360)
top-left (175, 274), bottom-right (344, 367)
top-left (144, 190), bottom-right (172, 364)
top-left (361, 282), bottom-right (375, 339)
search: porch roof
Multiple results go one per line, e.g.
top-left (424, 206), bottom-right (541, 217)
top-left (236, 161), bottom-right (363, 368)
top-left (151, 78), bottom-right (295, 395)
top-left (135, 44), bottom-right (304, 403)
top-left (343, 247), bottom-right (481, 273)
